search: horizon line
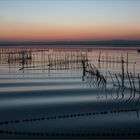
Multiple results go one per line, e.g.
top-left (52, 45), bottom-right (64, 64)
top-left (0, 39), bottom-right (140, 46)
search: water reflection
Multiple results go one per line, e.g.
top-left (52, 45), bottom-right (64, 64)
top-left (0, 46), bottom-right (140, 138)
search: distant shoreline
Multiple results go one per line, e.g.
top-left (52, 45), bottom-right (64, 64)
top-left (0, 40), bottom-right (140, 46)
top-left (0, 45), bottom-right (140, 51)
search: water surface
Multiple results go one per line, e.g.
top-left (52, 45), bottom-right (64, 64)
top-left (0, 46), bottom-right (140, 138)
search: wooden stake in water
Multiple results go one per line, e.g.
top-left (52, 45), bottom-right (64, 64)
top-left (126, 52), bottom-right (128, 72)
top-left (127, 72), bottom-right (133, 90)
top-left (133, 62), bottom-right (136, 79)
top-left (115, 73), bottom-right (120, 87)
top-left (138, 74), bottom-right (140, 92)
top-left (108, 71), bottom-right (115, 86)
top-left (121, 54), bottom-right (124, 87)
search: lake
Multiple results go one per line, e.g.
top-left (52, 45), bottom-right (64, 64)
top-left (0, 45), bottom-right (140, 138)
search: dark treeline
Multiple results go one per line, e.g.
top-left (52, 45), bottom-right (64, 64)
top-left (0, 40), bottom-right (140, 46)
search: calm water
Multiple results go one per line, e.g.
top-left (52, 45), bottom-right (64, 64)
top-left (0, 46), bottom-right (140, 138)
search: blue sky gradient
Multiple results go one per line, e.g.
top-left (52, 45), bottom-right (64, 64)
top-left (0, 0), bottom-right (140, 41)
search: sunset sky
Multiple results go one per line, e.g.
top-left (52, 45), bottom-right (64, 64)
top-left (0, 0), bottom-right (140, 41)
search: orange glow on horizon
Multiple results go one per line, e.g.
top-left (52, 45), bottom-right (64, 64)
top-left (0, 23), bottom-right (140, 41)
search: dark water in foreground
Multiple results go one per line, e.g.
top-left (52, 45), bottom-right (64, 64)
top-left (0, 46), bottom-right (140, 138)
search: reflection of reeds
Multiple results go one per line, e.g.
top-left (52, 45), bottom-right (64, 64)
top-left (109, 71), bottom-right (140, 92)
top-left (0, 48), bottom-right (32, 69)
top-left (108, 71), bottom-right (140, 105)
top-left (0, 48), bottom-right (139, 93)
top-left (105, 51), bottom-right (140, 93)
top-left (0, 48), bottom-right (88, 71)
top-left (19, 50), bottom-right (87, 77)
top-left (82, 61), bottom-right (107, 88)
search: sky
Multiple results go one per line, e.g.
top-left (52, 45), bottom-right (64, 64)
top-left (0, 0), bottom-right (140, 42)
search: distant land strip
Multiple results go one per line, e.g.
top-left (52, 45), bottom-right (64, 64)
top-left (0, 40), bottom-right (140, 46)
